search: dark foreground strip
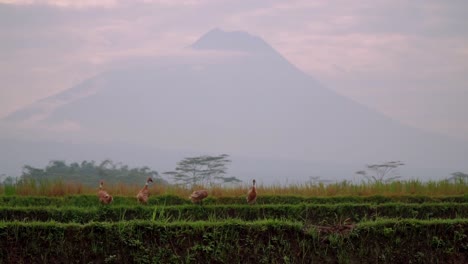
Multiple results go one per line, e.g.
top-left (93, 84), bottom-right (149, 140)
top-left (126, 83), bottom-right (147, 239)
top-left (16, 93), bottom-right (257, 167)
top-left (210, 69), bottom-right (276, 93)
top-left (0, 219), bottom-right (466, 263)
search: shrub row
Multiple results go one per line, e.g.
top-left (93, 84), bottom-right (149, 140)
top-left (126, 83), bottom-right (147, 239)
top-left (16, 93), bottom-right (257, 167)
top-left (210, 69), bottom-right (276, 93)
top-left (1, 203), bottom-right (466, 223)
top-left (0, 219), bottom-right (466, 263)
top-left (1, 194), bottom-right (467, 207)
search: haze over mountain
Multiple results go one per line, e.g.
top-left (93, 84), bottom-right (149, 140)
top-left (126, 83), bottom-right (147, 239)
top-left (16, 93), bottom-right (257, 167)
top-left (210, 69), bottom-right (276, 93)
top-left (1, 29), bottom-right (467, 183)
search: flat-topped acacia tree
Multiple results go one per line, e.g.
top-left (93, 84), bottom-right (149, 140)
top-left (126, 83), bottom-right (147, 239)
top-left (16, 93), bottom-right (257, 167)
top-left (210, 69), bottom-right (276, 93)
top-left (163, 154), bottom-right (241, 187)
top-left (355, 161), bottom-right (405, 184)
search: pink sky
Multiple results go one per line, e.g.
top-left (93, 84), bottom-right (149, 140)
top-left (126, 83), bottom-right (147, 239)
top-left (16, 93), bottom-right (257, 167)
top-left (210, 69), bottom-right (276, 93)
top-left (1, 0), bottom-right (467, 141)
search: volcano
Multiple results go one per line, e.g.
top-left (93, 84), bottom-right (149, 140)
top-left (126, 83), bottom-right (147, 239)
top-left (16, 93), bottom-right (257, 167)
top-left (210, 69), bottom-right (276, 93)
top-left (1, 29), bottom-right (467, 182)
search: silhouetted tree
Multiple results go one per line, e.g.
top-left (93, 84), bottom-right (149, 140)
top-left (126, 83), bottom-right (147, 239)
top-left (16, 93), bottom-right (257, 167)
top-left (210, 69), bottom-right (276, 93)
top-left (356, 161), bottom-right (405, 183)
top-left (448, 172), bottom-right (468, 182)
top-left (163, 154), bottom-right (239, 187)
top-left (306, 176), bottom-right (332, 185)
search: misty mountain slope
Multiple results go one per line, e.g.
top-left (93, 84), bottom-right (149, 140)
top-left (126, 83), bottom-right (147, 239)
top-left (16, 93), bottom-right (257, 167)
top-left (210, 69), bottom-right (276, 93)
top-left (1, 29), bottom-right (467, 180)
top-left (192, 28), bottom-right (277, 55)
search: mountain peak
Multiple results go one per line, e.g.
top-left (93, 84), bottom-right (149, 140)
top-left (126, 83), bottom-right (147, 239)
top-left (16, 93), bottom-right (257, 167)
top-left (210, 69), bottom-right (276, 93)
top-left (191, 28), bottom-right (275, 54)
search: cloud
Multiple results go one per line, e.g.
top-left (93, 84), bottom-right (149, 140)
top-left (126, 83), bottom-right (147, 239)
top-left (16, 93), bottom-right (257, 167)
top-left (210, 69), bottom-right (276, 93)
top-left (0, 0), bottom-right (214, 8)
top-left (0, 0), bottom-right (118, 8)
top-left (220, 0), bottom-right (468, 141)
top-left (0, 0), bottom-right (467, 141)
top-left (221, 1), bottom-right (468, 84)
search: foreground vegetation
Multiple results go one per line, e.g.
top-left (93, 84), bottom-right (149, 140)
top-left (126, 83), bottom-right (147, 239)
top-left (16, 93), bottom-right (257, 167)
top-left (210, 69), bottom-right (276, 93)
top-left (1, 194), bottom-right (467, 207)
top-left (0, 178), bottom-right (466, 263)
top-left (0, 219), bottom-right (466, 263)
top-left (0, 202), bottom-right (466, 223)
top-left (1, 177), bottom-right (467, 197)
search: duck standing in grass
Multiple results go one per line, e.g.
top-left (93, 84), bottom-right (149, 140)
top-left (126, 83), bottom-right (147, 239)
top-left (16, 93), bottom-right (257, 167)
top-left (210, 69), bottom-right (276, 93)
top-left (246, 179), bottom-right (257, 204)
top-left (189, 190), bottom-right (208, 205)
top-left (137, 177), bottom-right (153, 204)
top-left (98, 180), bottom-right (113, 205)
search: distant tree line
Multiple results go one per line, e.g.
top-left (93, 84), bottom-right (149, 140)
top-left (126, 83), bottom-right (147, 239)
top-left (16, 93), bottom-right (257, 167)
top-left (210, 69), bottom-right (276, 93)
top-left (15, 160), bottom-right (166, 187)
top-left (355, 161), bottom-right (466, 184)
top-left (1, 157), bottom-right (466, 187)
top-left (0, 155), bottom-right (241, 188)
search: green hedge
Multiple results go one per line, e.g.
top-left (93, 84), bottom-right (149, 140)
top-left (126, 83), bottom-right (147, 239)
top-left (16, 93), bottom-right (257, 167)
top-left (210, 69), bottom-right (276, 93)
top-left (0, 203), bottom-right (466, 223)
top-left (1, 194), bottom-right (467, 207)
top-left (0, 219), bottom-right (466, 263)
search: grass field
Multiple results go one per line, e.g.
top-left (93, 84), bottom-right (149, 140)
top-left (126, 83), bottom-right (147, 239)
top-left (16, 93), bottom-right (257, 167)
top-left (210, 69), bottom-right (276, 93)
top-left (2, 177), bottom-right (467, 197)
top-left (0, 179), bottom-right (467, 263)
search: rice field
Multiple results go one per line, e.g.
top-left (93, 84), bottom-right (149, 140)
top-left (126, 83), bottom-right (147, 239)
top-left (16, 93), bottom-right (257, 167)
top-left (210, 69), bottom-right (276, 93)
top-left (0, 179), bottom-right (467, 263)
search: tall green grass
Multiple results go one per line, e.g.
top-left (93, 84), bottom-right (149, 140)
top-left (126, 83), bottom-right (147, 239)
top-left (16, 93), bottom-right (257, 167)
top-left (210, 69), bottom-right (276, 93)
top-left (1, 194), bottom-right (466, 208)
top-left (0, 203), bottom-right (466, 223)
top-left (1, 178), bottom-right (466, 197)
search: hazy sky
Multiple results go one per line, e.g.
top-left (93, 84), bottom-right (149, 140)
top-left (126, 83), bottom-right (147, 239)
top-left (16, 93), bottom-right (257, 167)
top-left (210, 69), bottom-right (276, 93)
top-left (1, 0), bottom-right (467, 141)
